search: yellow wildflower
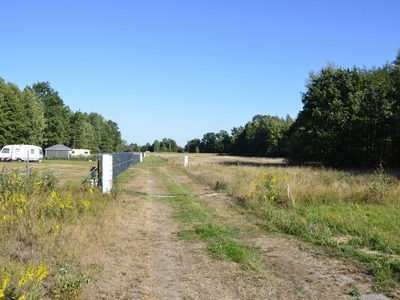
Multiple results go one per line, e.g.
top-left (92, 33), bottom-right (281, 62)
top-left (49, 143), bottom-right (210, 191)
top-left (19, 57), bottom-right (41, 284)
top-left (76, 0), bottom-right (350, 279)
top-left (54, 225), bottom-right (60, 237)
top-left (0, 275), bottom-right (9, 298)
top-left (34, 181), bottom-right (42, 188)
top-left (80, 200), bottom-right (91, 211)
top-left (18, 194), bottom-right (26, 204)
top-left (36, 263), bottom-right (48, 282)
top-left (257, 171), bottom-right (266, 182)
top-left (13, 173), bottom-right (22, 184)
top-left (18, 266), bottom-right (34, 287)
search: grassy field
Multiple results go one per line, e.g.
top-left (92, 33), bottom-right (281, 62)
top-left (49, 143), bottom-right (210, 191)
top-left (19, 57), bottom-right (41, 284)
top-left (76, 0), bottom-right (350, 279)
top-left (1, 155), bottom-right (399, 298)
top-left (155, 153), bottom-right (400, 290)
top-left (0, 160), bottom-right (97, 185)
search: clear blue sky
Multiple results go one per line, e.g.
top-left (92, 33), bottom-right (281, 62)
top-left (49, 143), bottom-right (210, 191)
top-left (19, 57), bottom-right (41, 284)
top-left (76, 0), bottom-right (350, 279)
top-left (1, 0), bottom-right (399, 147)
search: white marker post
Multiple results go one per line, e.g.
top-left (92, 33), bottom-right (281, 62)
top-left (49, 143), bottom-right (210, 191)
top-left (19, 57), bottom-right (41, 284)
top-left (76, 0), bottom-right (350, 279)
top-left (102, 154), bottom-right (113, 194)
top-left (184, 156), bottom-right (188, 167)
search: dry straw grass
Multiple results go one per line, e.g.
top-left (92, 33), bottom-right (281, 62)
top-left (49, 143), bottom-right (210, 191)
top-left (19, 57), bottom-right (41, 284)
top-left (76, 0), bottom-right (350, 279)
top-left (154, 153), bottom-right (400, 289)
top-left (157, 153), bottom-right (400, 207)
top-left (0, 161), bottom-right (118, 299)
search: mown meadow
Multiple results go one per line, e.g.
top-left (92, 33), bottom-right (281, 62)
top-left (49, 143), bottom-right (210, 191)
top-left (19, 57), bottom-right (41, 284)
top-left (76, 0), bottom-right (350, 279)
top-left (158, 153), bottom-right (400, 291)
top-left (0, 160), bottom-right (114, 299)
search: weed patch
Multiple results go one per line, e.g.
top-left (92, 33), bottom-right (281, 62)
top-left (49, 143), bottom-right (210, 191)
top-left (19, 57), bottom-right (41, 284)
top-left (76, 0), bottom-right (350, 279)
top-left (208, 241), bottom-right (252, 263)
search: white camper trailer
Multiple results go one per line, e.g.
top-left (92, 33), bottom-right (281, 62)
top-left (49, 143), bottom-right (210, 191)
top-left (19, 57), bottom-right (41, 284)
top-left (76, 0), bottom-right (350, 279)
top-left (71, 149), bottom-right (91, 157)
top-left (0, 144), bottom-right (43, 162)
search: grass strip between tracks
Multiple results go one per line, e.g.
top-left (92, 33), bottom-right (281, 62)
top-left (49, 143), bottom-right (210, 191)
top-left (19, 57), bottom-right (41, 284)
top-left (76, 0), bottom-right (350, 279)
top-left (147, 156), bottom-right (264, 271)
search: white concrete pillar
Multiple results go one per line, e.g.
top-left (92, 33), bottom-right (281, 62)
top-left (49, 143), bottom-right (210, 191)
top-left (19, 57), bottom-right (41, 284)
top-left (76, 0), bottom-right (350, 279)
top-left (102, 154), bottom-right (113, 194)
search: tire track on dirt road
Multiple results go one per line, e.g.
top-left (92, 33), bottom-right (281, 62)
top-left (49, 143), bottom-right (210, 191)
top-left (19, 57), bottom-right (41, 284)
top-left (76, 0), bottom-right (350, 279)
top-left (118, 166), bottom-right (274, 299)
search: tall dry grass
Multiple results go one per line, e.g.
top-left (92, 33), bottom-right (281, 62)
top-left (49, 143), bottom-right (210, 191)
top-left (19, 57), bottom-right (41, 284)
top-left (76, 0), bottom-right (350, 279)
top-left (0, 164), bottom-right (116, 299)
top-left (155, 153), bottom-right (400, 288)
top-left (159, 153), bottom-right (400, 206)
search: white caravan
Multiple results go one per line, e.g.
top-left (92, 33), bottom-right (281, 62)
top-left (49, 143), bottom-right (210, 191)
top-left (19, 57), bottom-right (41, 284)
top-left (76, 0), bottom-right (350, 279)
top-left (71, 149), bottom-right (91, 157)
top-left (0, 144), bottom-right (43, 162)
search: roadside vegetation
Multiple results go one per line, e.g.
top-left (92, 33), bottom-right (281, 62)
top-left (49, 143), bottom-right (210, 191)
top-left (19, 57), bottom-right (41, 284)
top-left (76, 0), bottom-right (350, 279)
top-left (159, 153), bottom-right (400, 292)
top-left (1, 154), bottom-right (399, 298)
top-left (0, 161), bottom-right (114, 299)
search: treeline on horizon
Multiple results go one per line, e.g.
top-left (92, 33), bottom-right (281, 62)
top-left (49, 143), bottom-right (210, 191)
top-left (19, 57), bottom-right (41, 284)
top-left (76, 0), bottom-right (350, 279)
top-left (144, 49), bottom-right (400, 168)
top-left (3, 49), bottom-right (400, 168)
top-left (0, 80), bottom-right (123, 153)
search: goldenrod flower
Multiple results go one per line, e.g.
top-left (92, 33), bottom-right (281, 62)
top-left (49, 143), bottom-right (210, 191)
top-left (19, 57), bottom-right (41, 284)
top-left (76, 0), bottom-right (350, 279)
top-left (36, 263), bottom-right (48, 282)
top-left (0, 275), bottom-right (9, 298)
top-left (13, 173), bottom-right (22, 184)
top-left (54, 225), bottom-right (60, 237)
top-left (34, 181), bottom-right (42, 188)
top-left (80, 200), bottom-right (91, 211)
top-left (18, 266), bottom-right (34, 287)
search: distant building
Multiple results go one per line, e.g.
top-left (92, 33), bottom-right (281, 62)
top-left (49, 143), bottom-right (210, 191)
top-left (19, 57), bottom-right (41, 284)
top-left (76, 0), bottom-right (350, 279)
top-left (45, 144), bottom-right (72, 159)
top-left (71, 149), bottom-right (91, 157)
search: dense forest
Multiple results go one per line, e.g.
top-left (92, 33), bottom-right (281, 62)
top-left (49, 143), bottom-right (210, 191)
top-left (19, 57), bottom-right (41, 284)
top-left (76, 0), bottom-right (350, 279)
top-left (0, 80), bottom-right (123, 153)
top-left (179, 49), bottom-right (400, 168)
top-left (182, 115), bottom-right (293, 157)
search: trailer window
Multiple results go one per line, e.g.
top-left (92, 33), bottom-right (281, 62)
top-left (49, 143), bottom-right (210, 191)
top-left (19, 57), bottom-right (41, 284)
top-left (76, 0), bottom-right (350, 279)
top-left (31, 149), bottom-right (35, 154)
top-left (1, 148), bottom-right (9, 153)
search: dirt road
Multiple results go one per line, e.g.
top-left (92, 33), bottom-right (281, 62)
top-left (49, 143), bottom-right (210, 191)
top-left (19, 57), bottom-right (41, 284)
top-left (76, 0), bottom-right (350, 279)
top-left (82, 160), bottom-right (394, 300)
